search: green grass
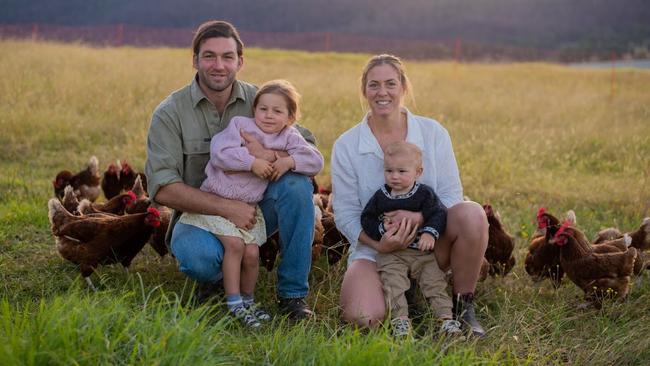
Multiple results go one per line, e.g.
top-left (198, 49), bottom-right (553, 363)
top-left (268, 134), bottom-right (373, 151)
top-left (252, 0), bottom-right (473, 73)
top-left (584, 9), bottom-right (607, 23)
top-left (1, 39), bottom-right (650, 365)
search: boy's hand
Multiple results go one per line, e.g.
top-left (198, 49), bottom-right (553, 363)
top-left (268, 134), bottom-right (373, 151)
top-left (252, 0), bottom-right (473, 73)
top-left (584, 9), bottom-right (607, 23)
top-left (270, 154), bottom-right (295, 181)
top-left (383, 217), bottom-right (398, 232)
top-left (377, 217), bottom-right (419, 253)
top-left (418, 232), bottom-right (436, 252)
top-left (251, 158), bottom-right (274, 179)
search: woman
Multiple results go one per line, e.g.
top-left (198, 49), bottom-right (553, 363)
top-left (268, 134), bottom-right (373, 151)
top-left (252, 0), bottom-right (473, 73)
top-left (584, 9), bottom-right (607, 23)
top-left (331, 54), bottom-right (488, 337)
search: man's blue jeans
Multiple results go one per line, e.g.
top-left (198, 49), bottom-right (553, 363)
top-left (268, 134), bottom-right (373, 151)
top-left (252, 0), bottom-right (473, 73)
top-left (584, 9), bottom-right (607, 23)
top-left (170, 173), bottom-right (314, 298)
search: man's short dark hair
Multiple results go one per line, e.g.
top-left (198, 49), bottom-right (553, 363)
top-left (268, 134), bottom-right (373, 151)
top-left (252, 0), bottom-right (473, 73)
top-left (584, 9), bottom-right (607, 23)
top-left (192, 20), bottom-right (244, 57)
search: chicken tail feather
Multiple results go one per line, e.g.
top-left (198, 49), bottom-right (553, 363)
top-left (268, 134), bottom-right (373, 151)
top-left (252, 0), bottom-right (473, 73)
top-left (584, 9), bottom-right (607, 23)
top-left (88, 156), bottom-right (99, 175)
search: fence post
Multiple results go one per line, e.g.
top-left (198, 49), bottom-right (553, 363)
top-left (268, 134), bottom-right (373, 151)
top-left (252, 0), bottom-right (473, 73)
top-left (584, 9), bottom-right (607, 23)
top-left (116, 24), bottom-right (124, 46)
top-left (325, 32), bottom-right (331, 52)
top-left (31, 23), bottom-right (39, 41)
top-left (610, 51), bottom-right (616, 99)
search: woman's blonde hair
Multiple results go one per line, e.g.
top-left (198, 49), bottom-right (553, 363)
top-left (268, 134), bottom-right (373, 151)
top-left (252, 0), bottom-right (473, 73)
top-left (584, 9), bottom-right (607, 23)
top-left (359, 54), bottom-right (415, 110)
top-left (253, 79), bottom-right (301, 123)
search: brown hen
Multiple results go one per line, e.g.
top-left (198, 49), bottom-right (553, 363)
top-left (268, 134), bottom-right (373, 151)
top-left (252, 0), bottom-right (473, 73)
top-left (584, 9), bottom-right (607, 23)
top-left (551, 221), bottom-right (637, 308)
top-left (48, 198), bottom-right (161, 290)
top-left (483, 204), bottom-right (515, 276)
top-left (53, 156), bottom-right (101, 202)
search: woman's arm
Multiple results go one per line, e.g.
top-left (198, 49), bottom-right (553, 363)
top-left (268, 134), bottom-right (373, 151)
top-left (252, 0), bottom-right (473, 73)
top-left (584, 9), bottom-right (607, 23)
top-left (331, 140), bottom-right (364, 247)
top-left (433, 127), bottom-right (463, 207)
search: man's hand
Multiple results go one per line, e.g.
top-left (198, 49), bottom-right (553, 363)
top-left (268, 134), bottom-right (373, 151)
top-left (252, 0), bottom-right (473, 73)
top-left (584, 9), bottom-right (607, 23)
top-left (377, 217), bottom-right (419, 253)
top-left (270, 154), bottom-right (294, 181)
top-left (224, 200), bottom-right (257, 230)
top-left (251, 158), bottom-right (274, 179)
top-left (418, 232), bottom-right (436, 252)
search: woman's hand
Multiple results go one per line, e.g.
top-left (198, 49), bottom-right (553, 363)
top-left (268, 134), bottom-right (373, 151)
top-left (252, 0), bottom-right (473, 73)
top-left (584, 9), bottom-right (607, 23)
top-left (251, 158), bottom-right (274, 179)
top-left (377, 217), bottom-right (418, 253)
top-left (270, 154), bottom-right (295, 181)
top-left (383, 210), bottom-right (424, 229)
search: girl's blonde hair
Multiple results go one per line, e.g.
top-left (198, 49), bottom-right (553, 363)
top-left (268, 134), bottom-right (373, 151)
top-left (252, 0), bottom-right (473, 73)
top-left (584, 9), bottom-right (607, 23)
top-left (359, 54), bottom-right (416, 110)
top-left (253, 79), bottom-right (301, 123)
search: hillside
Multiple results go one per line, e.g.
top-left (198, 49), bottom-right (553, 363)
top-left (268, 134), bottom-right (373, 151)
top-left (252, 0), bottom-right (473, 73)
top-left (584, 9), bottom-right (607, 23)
top-left (1, 0), bottom-right (650, 61)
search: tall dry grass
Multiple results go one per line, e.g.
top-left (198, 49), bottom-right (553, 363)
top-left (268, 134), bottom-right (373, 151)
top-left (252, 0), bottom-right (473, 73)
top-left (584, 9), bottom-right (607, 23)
top-left (1, 40), bottom-right (650, 365)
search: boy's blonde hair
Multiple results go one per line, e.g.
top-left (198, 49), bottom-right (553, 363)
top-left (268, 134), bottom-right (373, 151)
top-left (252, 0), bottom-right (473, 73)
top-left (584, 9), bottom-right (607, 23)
top-left (384, 141), bottom-right (423, 169)
top-left (253, 79), bottom-right (301, 123)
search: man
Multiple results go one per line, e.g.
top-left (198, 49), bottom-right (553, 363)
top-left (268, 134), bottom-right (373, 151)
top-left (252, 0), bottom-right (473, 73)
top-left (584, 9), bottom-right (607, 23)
top-left (145, 20), bottom-right (316, 320)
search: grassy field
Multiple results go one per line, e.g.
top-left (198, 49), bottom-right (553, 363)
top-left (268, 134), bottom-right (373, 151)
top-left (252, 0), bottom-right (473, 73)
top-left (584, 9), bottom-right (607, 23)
top-left (1, 39), bottom-right (650, 365)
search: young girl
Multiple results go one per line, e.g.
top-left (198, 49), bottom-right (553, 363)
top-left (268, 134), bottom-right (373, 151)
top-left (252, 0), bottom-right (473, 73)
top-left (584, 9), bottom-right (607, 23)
top-left (178, 80), bottom-right (324, 328)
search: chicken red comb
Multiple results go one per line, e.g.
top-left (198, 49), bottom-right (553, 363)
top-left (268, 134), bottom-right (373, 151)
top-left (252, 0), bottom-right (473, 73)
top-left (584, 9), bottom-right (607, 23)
top-left (147, 207), bottom-right (160, 217)
top-left (121, 160), bottom-right (132, 172)
top-left (554, 220), bottom-right (572, 239)
top-left (318, 187), bottom-right (331, 194)
top-left (484, 204), bottom-right (493, 216)
top-left (126, 191), bottom-right (137, 201)
top-left (536, 207), bottom-right (546, 219)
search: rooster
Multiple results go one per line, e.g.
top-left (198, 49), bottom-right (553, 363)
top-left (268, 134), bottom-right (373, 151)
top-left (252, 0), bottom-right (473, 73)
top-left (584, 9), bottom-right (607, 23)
top-left (483, 204), bottom-right (516, 276)
top-left (101, 161), bottom-right (122, 200)
top-left (551, 221), bottom-right (637, 308)
top-left (48, 198), bottom-right (161, 290)
top-left (53, 156), bottom-right (101, 202)
top-left (524, 208), bottom-right (567, 287)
